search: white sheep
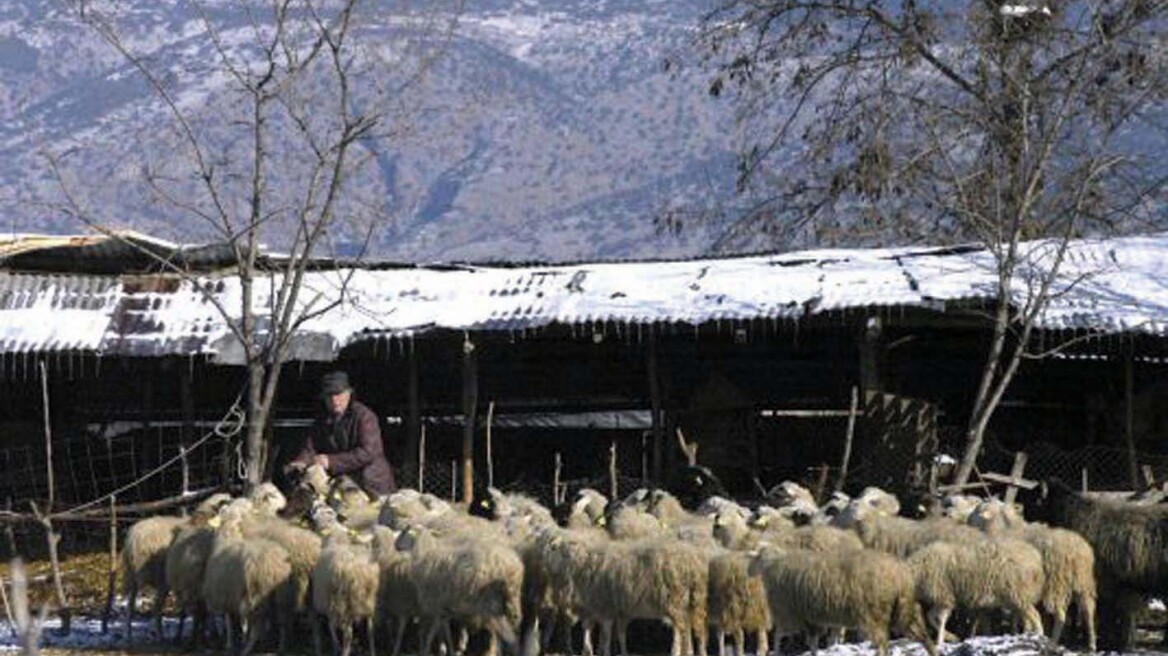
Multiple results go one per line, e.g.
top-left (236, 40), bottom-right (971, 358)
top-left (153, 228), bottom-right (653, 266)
top-left (395, 525), bottom-right (525, 656)
top-left (969, 497), bottom-right (1097, 651)
top-left (708, 549), bottom-right (769, 656)
top-left (240, 512), bottom-right (323, 652)
top-left (121, 492), bottom-right (232, 641)
top-left (247, 482), bottom-right (289, 517)
top-left (312, 513), bottom-right (380, 656)
top-left (527, 524), bottom-right (708, 656)
top-left (836, 501), bottom-right (983, 557)
top-left (202, 501), bottom-right (294, 656)
top-left (908, 535), bottom-right (1046, 651)
top-left (748, 545), bottom-right (933, 656)
top-left (564, 488), bottom-right (609, 529)
top-left (164, 494), bottom-right (235, 646)
top-left (371, 525), bottom-right (433, 656)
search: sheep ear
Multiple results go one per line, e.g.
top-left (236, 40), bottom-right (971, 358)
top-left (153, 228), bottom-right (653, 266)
top-left (596, 515), bottom-right (607, 527)
top-left (207, 515), bottom-right (222, 528)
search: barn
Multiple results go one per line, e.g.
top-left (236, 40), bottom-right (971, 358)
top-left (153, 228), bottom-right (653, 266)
top-left (2, 229), bottom-right (1168, 542)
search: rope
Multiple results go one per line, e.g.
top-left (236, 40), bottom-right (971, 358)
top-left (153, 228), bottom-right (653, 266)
top-left (51, 388), bottom-right (248, 518)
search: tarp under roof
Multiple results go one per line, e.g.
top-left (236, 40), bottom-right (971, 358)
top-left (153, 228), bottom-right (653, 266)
top-left (2, 231), bottom-right (1168, 362)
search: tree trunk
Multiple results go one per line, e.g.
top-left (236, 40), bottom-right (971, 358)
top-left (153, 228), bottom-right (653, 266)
top-left (244, 361), bottom-right (269, 488)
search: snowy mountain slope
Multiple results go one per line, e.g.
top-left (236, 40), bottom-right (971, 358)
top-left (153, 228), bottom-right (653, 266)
top-left (0, 0), bottom-right (743, 262)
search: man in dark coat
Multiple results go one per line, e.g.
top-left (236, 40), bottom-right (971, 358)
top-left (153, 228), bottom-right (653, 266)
top-left (286, 371), bottom-right (396, 495)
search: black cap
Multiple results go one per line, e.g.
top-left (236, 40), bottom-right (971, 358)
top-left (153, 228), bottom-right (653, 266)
top-left (320, 371), bottom-right (351, 397)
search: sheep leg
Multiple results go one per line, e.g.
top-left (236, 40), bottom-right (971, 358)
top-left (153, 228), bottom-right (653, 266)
top-left (225, 615), bottom-right (237, 656)
top-left (340, 624), bottom-right (354, 656)
top-left (928, 608), bottom-right (950, 652)
top-left (617, 620), bottom-right (630, 656)
top-left (597, 621), bottom-right (613, 656)
top-left (456, 625), bottom-right (469, 655)
top-left (126, 581), bottom-right (138, 641)
top-left (1079, 593), bottom-right (1097, 653)
top-left (716, 629), bottom-right (726, 656)
top-left (173, 607), bottom-right (186, 645)
top-left (581, 621), bottom-right (595, 656)
top-left (312, 612), bottom-right (324, 656)
top-left (443, 621), bottom-right (459, 656)
top-left (391, 617), bottom-right (409, 656)
top-left (154, 583), bottom-right (168, 639)
top-left (1021, 605), bottom-right (1045, 637)
top-left (368, 617), bottom-right (377, 656)
top-left (755, 628), bottom-right (768, 656)
top-left (421, 618), bottom-right (441, 656)
top-left (241, 614), bottom-right (263, 656)
top-left (1050, 606), bottom-right (1067, 647)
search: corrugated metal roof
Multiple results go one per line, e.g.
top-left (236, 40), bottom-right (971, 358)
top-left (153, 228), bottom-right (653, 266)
top-left (3, 232), bottom-right (1168, 361)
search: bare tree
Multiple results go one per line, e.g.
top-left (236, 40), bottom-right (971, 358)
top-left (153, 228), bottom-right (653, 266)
top-left (698, 0), bottom-right (1168, 486)
top-left (54, 0), bottom-right (458, 487)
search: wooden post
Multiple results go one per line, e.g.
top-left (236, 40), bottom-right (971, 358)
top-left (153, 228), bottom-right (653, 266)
top-left (812, 464), bottom-right (830, 504)
top-left (450, 461), bottom-right (457, 502)
top-left (404, 338), bottom-right (421, 484)
top-left (418, 423), bottom-right (427, 494)
top-left (1125, 351), bottom-right (1139, 489)
top-left (3, 497), bottom-right (15, 558)
top-left (608, 440), bottom-right (619, 502)
top-left (180, 445), bottom-right (190, 500)
top-left (835, 385), bottom-right (859, 494)
top-left (647, 334), bottom-right (664, 483)
top-left (40, 361), bottom-right (54, 510)
top-left (101, 494), bottom-right (118, 634)
top-left (0, 551), bottom-right (14, 633)
top-left (37, 360), bottom-right (69, 633)
top-left (10, 558), bottom-right (44, 656)
top-left (30, 502), bottom-right (69, 634)
top-left (1081, 467), bottom-right (1089, 492)
top-left (461, 337), bottom-right (478, 505)
top-left (553, 452), bottom-right (563, 506)
top-left (675, 428), bottom-right (698, 466)
top-left (1003, 452), bottom-right (1028, 505)
top-left (486, 401), bottom-right (495, 489)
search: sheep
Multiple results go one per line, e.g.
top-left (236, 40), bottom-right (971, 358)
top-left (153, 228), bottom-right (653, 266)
top-left (1032, 478), bottom-right (1168, 651)
top-left (378, 489), bottom-right (453, 530)
top-left (487, 487), bottom-right (556, 527)
top-left (371, 525), bottom-right (432, 656)
top-left (857, 486), bottom-right (900, 515)
top-left (203, 501), bottom-right (294, 656)
top-left (748, 545), bottom-right (934, 656)
top-left (247, 482), bottom-right (289, 517)
top-left (707, 550), bottom-right (769, 656)
top-left (604, 500), bottom-right (668, 540)
top-left (556, 488), bottom-right (609, 529)
top-left (908, 535), bottom-right (1046, 651)
top-left (715, 508), bottom-right (862, 553)
top-left (120, 492), bottom-right (232, 641)
top-left (835, 501), bottom-right (983, 558)
top-left (312, 508), bottom-right (380, 656)
top-left (604, 538), bottom-right (709, 656)
top-left (239, 511), bottom-right (323, 652)
top-left (970, 497), bottom-right (1098, 651)
top-left (527, 525), bottom-right (708, 656)
top-left (394, 525), bottom-right (525, 656)
top-left (164, 494), bottom-right (236, 647)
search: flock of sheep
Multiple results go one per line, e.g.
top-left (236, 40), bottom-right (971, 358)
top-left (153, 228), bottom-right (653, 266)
top-left (118, 469), bottom-right (1136, 656)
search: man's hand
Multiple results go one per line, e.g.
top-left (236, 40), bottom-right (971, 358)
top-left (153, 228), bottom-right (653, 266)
top-left (313, 454), bottom-right (330, 470)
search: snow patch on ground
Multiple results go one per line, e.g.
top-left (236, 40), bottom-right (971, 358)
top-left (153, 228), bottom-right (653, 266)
top-left (0, 615), bottom-right (182, 652)
top-left (0, 621), bottom-right (1114, 655)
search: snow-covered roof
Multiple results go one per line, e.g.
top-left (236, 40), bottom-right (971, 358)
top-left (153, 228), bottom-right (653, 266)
top-left (3, 232), bottom-right (1168, 362)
